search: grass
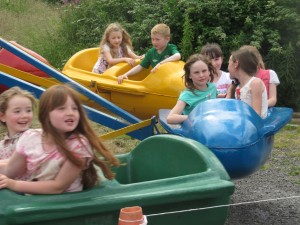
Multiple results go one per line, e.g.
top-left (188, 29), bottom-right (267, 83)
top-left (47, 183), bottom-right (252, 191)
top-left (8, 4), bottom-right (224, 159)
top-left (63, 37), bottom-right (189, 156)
top-left (0, 0), bottom-right (77, 69)
top-left (271, 124), bottom-right (300, 184)
top-left (0, 0), bottom-right (61, 49)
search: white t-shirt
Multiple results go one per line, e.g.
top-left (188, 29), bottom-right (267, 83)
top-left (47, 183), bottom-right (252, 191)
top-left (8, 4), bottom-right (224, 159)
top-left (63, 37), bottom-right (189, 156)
top-left (214, 71), bottom-right (232, 95)
top-left (269, 70), bottom-right (280, 85)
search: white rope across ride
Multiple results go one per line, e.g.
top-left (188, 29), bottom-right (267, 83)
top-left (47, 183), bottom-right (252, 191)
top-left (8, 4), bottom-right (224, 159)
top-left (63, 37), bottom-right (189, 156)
top-left (146, 195), bottom-right (300, 217)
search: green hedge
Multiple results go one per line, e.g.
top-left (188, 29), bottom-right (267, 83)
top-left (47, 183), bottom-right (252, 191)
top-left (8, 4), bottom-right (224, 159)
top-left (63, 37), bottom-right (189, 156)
top-left (58, 0), bottom-right (300, 110)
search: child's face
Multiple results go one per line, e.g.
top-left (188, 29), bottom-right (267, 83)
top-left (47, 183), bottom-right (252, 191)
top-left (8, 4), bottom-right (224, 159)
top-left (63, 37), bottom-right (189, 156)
top-left (49, 96), bottom-right (79, 135)
top-left (0, 96), bottom-right (33, 137)
top-left (151, 33), bottom-right (170, 52)
top-left (189, 60), bottom-right (211, 88)
top-left (228, 55), bottom-right (237, 79)
top-left (211, 56), bottom-right (223, 71)
top-left (108, 31), bottom-right (123, 48)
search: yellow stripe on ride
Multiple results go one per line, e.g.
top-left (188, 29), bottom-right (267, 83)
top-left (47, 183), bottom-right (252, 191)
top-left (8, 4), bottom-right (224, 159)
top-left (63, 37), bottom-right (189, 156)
top-left (100, 118), bottom-right (153, 140)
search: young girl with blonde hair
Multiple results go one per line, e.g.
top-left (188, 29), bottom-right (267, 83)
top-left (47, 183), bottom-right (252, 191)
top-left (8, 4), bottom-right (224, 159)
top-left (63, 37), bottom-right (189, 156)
top-left (0, 84), bottom-right (120, 194)
top-left (0, 87), bottom-right (36, 160)
top-left (92, 22), bottom-right (142, 74)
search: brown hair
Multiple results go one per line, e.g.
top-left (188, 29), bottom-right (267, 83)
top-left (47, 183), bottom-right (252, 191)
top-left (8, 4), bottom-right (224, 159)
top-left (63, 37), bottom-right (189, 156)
top-left (39, 84), bottom-right (120, 189)
top-left (151, 23), bottom-right (171, 37)
top-left (99, 22), bottom-right (133, 58)
top-left (200, 43), bottom-right (223, 59)
top-left (0, 86), bottom-right (36, 126)
top-left (183, 54), bottom-right (217, 92)
top-left (239, 45), bottom-right (265, 69)
top-left (231, 48), bottom-right (259, 76)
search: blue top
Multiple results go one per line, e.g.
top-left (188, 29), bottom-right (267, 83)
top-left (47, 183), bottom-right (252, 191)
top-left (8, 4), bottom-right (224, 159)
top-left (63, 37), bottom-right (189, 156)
top-left (139, 44), bottom-right (179, 68)
top-left (179, 82), bottom-right (217, 115)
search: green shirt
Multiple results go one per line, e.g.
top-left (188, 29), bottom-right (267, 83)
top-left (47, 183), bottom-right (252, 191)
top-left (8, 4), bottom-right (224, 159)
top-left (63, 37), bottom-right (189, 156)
top-left (139, 43), bottom-right (179, 68)
top-left (179, 82), bottom-right (217, 115)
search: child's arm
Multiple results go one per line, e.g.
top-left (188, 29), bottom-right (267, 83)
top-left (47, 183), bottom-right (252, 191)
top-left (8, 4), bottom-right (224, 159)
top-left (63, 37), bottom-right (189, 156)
top-left (0, 159), bottom-right (86, 194)
top-left (250, 79), bottom-right (264, 116)
top-left (103, 49), bottom-right (136, 67)
top-left (268, 83), bottom-right (277, 107)
top-left (151, 53), bottom-right (181, 73)
top-left (1, 152), bottom-right (26, 178)
top-left (167, 100), bottom-right (188, 124)
top-left (0, 160), bottom-right (8, 174)
top-left (128, 50), bottom-right (144, 60)
top-left (225, 84), bottom-right (236, 99)
top-left (117, 65), bottom-right (143, 84)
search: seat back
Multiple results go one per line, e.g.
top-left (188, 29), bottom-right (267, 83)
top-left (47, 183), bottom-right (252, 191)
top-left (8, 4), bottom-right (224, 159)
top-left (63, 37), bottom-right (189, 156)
top-left (129, 135), bottom-right (208, 183)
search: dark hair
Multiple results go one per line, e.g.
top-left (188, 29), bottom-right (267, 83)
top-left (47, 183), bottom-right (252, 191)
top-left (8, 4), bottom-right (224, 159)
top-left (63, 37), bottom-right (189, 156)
top-left (183, 54), bottom-right (217, 92)
top-left (200, 43), bottom-right (223, 59)
top-left (39, 84), bottom-right (120, 189)
top-left (231, 48), bottom-right (259, 76)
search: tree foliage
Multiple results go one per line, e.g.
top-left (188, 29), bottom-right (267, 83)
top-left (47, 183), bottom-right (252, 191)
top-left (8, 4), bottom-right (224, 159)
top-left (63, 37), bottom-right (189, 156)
top-left (58, 0), bottom-right (300, 110)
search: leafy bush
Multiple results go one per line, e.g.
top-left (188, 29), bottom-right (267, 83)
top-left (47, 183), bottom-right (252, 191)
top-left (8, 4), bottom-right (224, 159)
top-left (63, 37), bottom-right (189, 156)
top-left (56, 0), bottom-right (300, 110)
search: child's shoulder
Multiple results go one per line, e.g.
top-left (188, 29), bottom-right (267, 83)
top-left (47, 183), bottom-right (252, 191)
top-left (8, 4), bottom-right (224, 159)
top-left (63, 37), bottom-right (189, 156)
top-left (166, 43), bottom-right (179, 50)
top-left (167, 43), bottom-right (178, 47)
top-left (67, 133), bottom-right (90, 147)
top-left (17, 129), bottom-right (43, 147)
top-left (207, 82), bottom-right (217, 88)
top-left (23, 128), bottom-right (42, 137)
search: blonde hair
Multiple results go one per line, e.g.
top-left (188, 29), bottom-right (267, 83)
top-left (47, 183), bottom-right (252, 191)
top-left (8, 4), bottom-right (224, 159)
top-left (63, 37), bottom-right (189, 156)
top-left (99, 22), bottom-right (133, 58)
top-left (0, 86), bottom-right (36, 126)
top-left (151, 23), bottom-right (171, 37)
top-left (39, 84), bottom-right (120, 189)
top-left (240, 45), bottom-right (265, 69)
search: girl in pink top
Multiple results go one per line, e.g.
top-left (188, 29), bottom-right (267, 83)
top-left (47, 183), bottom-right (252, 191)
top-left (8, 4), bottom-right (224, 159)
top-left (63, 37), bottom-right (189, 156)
top-left (0, 85), bottom-right (120, 194)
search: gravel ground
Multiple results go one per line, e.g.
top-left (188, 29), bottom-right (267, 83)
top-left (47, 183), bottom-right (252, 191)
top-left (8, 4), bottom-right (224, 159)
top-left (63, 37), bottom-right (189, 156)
top-left (225, 148), bottom-right (300, 224)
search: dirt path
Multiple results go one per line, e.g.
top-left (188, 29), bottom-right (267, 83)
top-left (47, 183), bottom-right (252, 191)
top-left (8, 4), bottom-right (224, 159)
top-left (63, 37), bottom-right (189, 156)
top-left (225, 148), bottom-right (300, 224)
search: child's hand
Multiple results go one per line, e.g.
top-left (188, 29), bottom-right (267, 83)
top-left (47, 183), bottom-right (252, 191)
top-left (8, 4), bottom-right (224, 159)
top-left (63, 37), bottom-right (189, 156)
top-left (151, 63), bottom-right (161, 73)
top-left (125, 58), bottom-right (135, 66)
top-left (117, 75), bottom-right (128, 84)
top-left (0, 174), bottom-right (14, 190)
top-left (217, 93), bottom-right (227, 98)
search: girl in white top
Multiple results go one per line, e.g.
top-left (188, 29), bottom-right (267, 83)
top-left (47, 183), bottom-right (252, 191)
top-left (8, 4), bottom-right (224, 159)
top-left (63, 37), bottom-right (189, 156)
top-left (0, 85), bottom-right (120, 194)
top-left (200, 43), bottom-right (232, 98)
top-left (92, 23), bottom-right (143, 74)
top-left (239, 45), bottom-right (280, 107)
top-left (227, 48), bottom-right (268, 118)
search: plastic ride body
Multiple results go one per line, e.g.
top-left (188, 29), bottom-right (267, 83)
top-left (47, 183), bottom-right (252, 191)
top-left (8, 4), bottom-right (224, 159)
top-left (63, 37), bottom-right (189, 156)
top-left (0, 135), bottom-right (234, 225)
top-left (159, 99), bottom-right (293, 179)
top-left (62, 48), bottom-right (185, 119)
